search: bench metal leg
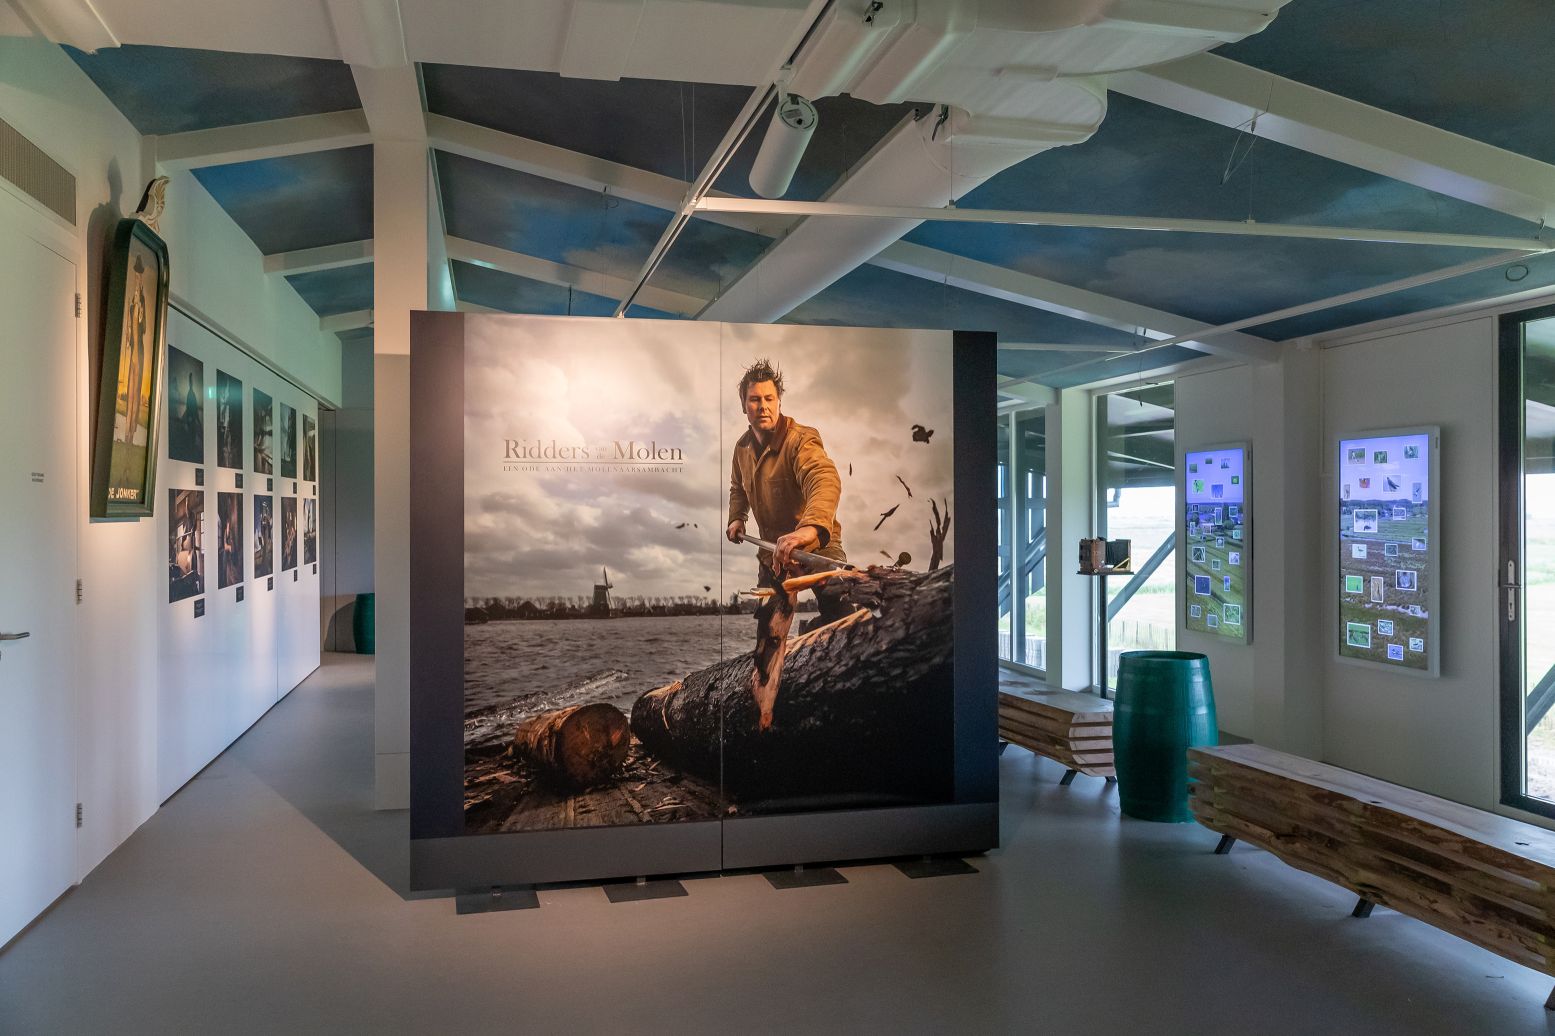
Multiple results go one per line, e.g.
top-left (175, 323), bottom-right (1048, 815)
top-left (1351, 897), bottom-right (1375, 919)
top-left (1104, 776), bottom-right (1117, 784)
top-left (997, 740), bottom-right (1009, 756)
top-left (1059, 768), bottom-right (1078, 787)
top-left (1213, 834), bottom-right (1236, 855)
top-left (1545, 984), bottom-right (1555, 1012)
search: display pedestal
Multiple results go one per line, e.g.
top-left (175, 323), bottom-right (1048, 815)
top-left (1078, 566), bottom-right (1132, 697)
top-left (894, 856), bottom-right (979, 879)
top-left (603, 877), bottom-right (688, 903)
top-left (455, 886), bottom-right (540, 914)
top-left (765, 864), bottom-right (847, 890)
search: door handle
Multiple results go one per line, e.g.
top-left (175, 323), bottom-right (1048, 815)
top-left (0, 632), bottom-right (30, 641)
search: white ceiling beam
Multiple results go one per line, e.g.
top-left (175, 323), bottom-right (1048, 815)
top-left (425, 114), bottom-right (792, 238)
top-left (696, 197), bottom-right (1547, 251)
top-left (7, 0), bottom-right (117, 51)
top-left (444, 235), bottom-right (706, 317)
top-left (321, 309), bottom-right (372, 333)
top-left (875, 240), bottom-right (1283, 365)
top-left (324, 0), bottom-right (408, 68)
top-left (429, 120), bottom-right (1281, 364)
top-left (1111, 53), bottom-right (1555, 227)
top-left (262, 239), bottom-right (373, 276)
top-left (154, 110), bottom-right (371, 171)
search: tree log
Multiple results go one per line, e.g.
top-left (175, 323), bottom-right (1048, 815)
top-left (513, 703), bottom-right (630, 788)
top-left (631, 565), bottom-right (955, 807)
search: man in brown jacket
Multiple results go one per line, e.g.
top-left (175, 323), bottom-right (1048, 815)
top-left (726, 359), bottom-right (852, 627)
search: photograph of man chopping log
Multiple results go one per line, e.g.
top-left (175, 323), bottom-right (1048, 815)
top-left (459, 317), bottom-right (958, 832)
top-left (725, 358), bottom-right (851, 632)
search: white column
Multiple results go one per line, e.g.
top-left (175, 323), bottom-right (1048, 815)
top-left (1045, 388), bottom-right (1095, 691)
top-left (373, 139), bottom-right (427, 809)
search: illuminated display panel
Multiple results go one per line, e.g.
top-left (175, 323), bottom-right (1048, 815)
top-left (1337, 429), bottom-right (1439, 675)
top-left (1183, 444), bottom-right (1249, 643)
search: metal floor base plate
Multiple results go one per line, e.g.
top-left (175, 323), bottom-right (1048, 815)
top-left (603, 879), bottom-right (688, 903)
top-left (764, 866), bottom-right (848, 890)
top-left (894, 857), bottom-right (979, 879)
top-left (455, 886), bottom-right (540, 914)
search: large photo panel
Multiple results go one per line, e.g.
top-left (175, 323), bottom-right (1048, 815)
top-left (461, 317), bottom-right (724, 834)
top-left (411, 313), bottom-right (994, 888)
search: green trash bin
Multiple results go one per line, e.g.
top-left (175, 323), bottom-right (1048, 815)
top-left (1114, 650), bottom-right (1216, 822)
top-left (352, 592), bottom-right (376, 655)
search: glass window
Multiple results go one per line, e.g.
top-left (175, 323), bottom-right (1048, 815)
top-left (1097, 385), bottom-right (1176, 693)
top-left (1013, 408), bottom-right (1047, 672)
top-left (1503, 310), bottom-right (1555, 813)
top-left (997, 417), bottom-right (1013, 662)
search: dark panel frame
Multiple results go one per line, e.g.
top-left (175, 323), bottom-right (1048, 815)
top-left (1498, 302), bottom-right (1555, 821)
top-left (408, 318), bottom-right (998, 890)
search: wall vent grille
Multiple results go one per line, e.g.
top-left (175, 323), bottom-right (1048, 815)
top-left (0, 116), bottom-right (75, 225)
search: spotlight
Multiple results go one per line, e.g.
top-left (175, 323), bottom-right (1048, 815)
top-left (748, 92), bottom-right (818, 199)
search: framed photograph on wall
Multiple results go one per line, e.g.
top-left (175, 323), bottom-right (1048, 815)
top-left (1181, 442), bottom-right (1250, 644)
top-left (1336, 426), bottom-right (1440, 676)
top-left (90, 217), bottom-right (170, 518)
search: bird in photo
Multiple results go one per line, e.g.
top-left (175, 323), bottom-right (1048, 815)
top-left (911, 424), bottom-right (934, 444)
top-left (895, 475), bottom-right (913, 497)
top-left (873, 503), bottom-right (900, 531)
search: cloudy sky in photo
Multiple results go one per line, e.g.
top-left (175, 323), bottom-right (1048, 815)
top-left (463, 316), bottom-right (955, 603)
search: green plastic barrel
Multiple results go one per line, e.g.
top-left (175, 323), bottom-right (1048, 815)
top-left (1113, 650), bottom-right (1217, 822)
top-left (352, 592), bottom-right (376, 655)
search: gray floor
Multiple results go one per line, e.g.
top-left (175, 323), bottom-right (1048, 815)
top-left (2, 655), bottom-right (1551, 1034)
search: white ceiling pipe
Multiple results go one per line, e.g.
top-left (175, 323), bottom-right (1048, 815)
top-left (695, 198), bottom-right (1549, 251)
top-left (748, 93), bottom-right (819, 199)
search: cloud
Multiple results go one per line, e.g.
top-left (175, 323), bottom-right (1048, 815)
top-left (460, 317), bottom-right (958, 600)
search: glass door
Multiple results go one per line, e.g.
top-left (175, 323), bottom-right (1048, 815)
top-left (1500, 304), bottom-right (1555, 816)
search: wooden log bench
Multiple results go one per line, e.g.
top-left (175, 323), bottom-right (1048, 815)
top-left (998, 670), bottom-right (1115, 785)
top-left (1190, 743), bottom-right (1555, 1009)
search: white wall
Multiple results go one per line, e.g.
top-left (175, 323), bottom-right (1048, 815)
top-left (1174, 303), bottom-right (1523, 812)
top-left (0, 35), bottom-right (330, 892)
top-left (157, 311), bottom-right (321, 799)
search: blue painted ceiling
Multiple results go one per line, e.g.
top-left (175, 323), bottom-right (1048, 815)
top-left (285, 263), bottom-right (373, 317)
top-left (64, 6), bottom-right (1555, 387)
top-left (190, 146), bottom-right (373, 255)
top-left (1216, 0), bottom-right (1555, 165)
top-left (67, 45), bottom-right (359, 134)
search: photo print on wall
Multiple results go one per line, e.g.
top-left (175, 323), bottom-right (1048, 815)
top-left (253, 389), bottom-right (273, 475)
top-left (217, 491), bottom-right (244, 588)
top-left (302, 497), bottom-right (317, 566)
top-left (457, 317), bottom-right (960, 836)
top-left (168, 488), bottom-right (204, 602)
top-left (281, 496), bottom-right (297, 571)
top-left (216, 371), bottom-right (243, 470)
top-left (302, 414), bottom-right (317, 482)
top-left (165, 346), bottom-right (204, 464)
top-left (1337, 430), bottom-right (1436, 674)
top-left (279, 403), bottom-right (297, 479)
top-left (254, 495), bottom-right (274, 578)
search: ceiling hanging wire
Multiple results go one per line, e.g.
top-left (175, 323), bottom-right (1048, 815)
top-left (613, 0), bottom-right (838, 317)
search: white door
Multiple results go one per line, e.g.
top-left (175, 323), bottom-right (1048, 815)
top-left (0, 222), bottom-right (78, 946)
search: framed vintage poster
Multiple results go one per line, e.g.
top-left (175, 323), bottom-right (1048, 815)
top-left (1336, 427), bottom-right (1440, 675)
top-left (1182, 442), bottom-right (1250, 643)
top-left (90, 216), bottom-right (170, 518)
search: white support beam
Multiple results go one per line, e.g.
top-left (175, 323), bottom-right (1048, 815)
top-left (876, 240), bottom-right (1283, 365)
top-left (696, 196), bottom-right (1546, 251)
top-left (154, 110), bottom-right (371, 171)
top-left (426, 114), bottom-right (792, 238)
top-left (444, 236), bottom-right (706, 316)
top-left (7, 0), bottom-right (117, 51)
top-left (1111, 53), bottom-right (1555, 227)
top-left (430, 121), bottom-right (1283, 364)
top-left (320, 309), bottom-right (372, 332)
top-left (262, 239), bottom-right (373, 276)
